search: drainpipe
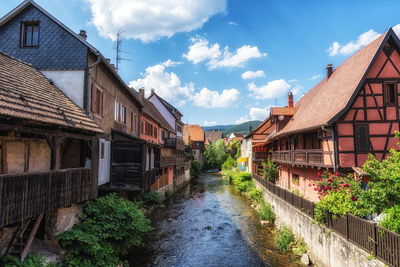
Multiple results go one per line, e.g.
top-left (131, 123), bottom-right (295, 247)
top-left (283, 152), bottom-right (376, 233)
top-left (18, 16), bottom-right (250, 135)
top-left (87, 53), bottom-right (101, 115)
top-left (321, 124), bottom-right (337, 172)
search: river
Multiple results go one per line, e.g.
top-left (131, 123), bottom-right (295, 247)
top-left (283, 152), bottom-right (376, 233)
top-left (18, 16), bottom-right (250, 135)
top-left (128, 173), bottom-right (301, 267)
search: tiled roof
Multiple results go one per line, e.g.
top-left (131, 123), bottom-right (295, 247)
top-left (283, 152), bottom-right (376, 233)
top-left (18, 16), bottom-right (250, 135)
top-left (272, 30), bottom-right (390, 138)
top-left (271, 107), bottom-right (296, 116)
top-left (183, 125), bottom-right (205, 142)
top-left (205, 130), bottom-right (224, 143)
top-left (0, 52), bottom-right (102, 133)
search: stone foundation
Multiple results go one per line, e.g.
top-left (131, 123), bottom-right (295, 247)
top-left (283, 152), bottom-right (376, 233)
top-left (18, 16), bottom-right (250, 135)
top-left (45, 204), bottom-right (82, 240)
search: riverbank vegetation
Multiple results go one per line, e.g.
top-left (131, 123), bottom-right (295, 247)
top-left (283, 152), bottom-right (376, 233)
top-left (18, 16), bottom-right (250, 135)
top-left (313, 133), bottom-right (400, 233)
top-left (58, 193), bottom-right (152, 267)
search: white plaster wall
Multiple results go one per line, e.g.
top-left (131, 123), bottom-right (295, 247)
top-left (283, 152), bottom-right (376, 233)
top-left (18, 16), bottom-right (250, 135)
top-left (98, 139), bottom-right (110, 186)
top-left (41, 70), bottom-right (85, 108)
top-left (149, 95), bottom-right (176, 130)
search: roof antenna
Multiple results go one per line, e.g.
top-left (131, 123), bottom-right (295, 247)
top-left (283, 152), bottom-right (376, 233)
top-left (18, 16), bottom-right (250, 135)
top-left (274, 98), bottom-right (277, 107)
top-left (115, 29), bottom-right (134, 73)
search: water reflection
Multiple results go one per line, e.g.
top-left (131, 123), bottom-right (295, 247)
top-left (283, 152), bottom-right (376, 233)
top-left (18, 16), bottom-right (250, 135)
top-left (127, 173), bottom-right (300, 267)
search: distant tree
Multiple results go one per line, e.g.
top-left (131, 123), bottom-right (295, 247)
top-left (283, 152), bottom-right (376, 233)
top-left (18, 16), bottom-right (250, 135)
top-left (204, 139), bottom-right (227, 170)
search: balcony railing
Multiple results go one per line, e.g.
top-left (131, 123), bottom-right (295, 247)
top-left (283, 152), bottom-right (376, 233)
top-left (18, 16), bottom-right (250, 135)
top-left (164, 138), bottom-right (185, 149)
top-left (160, 155), bottom-right (176, 167)
top-left (0, 168), bottom-right (96, 227)
top-left (271, 149), bottom-right (333, 167)
top-left (253, 152), bottom-right (270, 161)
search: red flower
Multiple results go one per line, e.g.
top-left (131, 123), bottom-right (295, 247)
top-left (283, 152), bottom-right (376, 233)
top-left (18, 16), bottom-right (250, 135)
top-left (335, 172), bottom-right (338, 176)
top-left (317, 172), bottom-right (321, 178)
top-left (266, 166), bottom-right (269, 168)
top-left (308, 183), bottom-right (311, 187)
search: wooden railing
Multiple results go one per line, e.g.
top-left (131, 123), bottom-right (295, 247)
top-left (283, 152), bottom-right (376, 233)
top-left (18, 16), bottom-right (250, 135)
top-left (164, 138), bottom-right (185, 149)
top-left (271, 149), bottom-right (332, 167)
top-left (253, 152), bottom-right (269, 161)
top-left (252, 173), bottom-right (400, 267)
top-left (176, 157), bottom-right (185, 166)
top-left (160, 155), bottom-right (176, 167)
top-left (0, 168), bottom-right (96, 227)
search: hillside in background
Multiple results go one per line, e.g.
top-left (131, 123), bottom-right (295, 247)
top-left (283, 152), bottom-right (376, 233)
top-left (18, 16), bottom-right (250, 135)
top-left (201, 124), bottom-right (234, 132)
top-left (223, 121), bottom-right (262, 136)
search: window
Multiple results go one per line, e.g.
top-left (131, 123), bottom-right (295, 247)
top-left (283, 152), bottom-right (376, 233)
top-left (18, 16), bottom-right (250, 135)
top-left (91, 85), bottom-right (103, 115)
top-left (100, 142), bottom-right (105, 159)
top-left (292, 174), bottom-right (299, 186)
top-left (21, 22), bottom-right (39, 47)
top-left (384, 83), bottom-right (397, 105)
top-left (162, 130), bottom-right (165, 140)
top-left (114, 101), bottom-right (126, 124)
top-left (141, 121), bottom-right (144, 134)
top-left (154, 127), bottom-right (157, 138)
top-left (355, 124), bottom-right (370, 152)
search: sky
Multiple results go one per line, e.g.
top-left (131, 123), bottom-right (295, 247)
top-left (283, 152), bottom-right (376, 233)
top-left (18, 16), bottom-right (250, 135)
top-left (1, 0), bottom-right (400, 126)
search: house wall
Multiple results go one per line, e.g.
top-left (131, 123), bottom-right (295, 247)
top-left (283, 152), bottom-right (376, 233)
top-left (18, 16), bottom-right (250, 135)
top-left (0, 4), bottom-right (88, 70)
top-left (337, 49), bottom-right (400, 168)
top-left (140, 115), bottom-right (159, 144)
top-left (149, 95), bottom-right (176, 130)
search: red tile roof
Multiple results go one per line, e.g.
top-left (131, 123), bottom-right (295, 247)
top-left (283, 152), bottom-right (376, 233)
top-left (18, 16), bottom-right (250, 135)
top-left (0, 53), bottom-right (102, 133)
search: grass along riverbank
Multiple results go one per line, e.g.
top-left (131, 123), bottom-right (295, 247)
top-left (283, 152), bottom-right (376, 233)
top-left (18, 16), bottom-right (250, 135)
top-left (224, 169), bottom-right (308, 264)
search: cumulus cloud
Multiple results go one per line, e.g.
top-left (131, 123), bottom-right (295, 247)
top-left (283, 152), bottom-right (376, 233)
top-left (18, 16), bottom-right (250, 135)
top-left (183, 37), bottom-right (266, 69)
top-left (241, 70), bottom-right (265, 80)
top-left (162, 59), bottom-right (182, 67)
top-left (288, 79), bottom-right (298, 83)
top-left (308, 74), bottom-right (321, 80)
top-left (129, 62), bottom-right (194, 106)
top-left (235, 106), bottom-right (271, 124)
top-left (86, 0), bottom-right (227, 42)
top-left (192, 88), bottom-right (240, 108)
top-left (235, 116), bottom-right (249, 124)
top-left (327, 29), bottom-right (381, 56)
top-left (248, 79), bottom-right (291, 99)
top-left (203, 120), bottom-right (217, 126)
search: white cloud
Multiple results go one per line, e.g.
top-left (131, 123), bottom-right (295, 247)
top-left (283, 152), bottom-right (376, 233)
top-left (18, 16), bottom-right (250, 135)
top-left (203, 120), bottom-right (217, 126)
top-left (235, 115), bottom-right (249, 124)
top-left (235, 106), bottom-right (271, 124)
top-left (129, 62), bottom-right (194, 106)
top-left (248, 79), bottom-right (291, 99)
top-left (193, 87), bottom-right (240, 108)
top-left (241, 70), bottom-right (265, 80)
top-left (183, 37), bottom-right (266, 69)
top-left (292, 85), bottom-right (303, 96)
top-left (308, 74), bottom-right (321, 80)
top-left (327, 29), bottom-right (381, 56)
top-left (162, 59), bottom-right (182, 67)
top-left (288, 79), bottom-right (297, 83)
top-left (393, 24), bottom-right (400, 37)
top-left (228, 21), bottom-right (238, 26)
top-left (86, 0), bottom-right (227, 42)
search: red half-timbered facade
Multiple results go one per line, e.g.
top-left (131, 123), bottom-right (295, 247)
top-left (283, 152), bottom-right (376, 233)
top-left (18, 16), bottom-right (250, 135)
top-left (251, 28), bottom-right (400, 201)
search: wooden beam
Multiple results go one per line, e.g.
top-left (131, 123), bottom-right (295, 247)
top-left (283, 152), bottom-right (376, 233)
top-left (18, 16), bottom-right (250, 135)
top-left (20, 213), bottom-right (43, 261)
top-left (91, 137), bottom-right (99, 198)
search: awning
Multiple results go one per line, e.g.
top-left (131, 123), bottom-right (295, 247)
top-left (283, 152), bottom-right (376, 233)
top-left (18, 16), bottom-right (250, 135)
top-left (237, 157), bottom-right (247, 163)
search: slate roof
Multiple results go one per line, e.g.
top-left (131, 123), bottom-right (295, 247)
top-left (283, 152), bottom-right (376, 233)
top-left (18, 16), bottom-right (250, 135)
top-left (271, 29), bottom-right (395, 139)
top-left (205, 130), bottom-right (224, 143)
top-left (142, 99), bottom-right (175, 133)
top-left (149, 92), bottom-right (183, 123)
top-left (0, 52), bottom-right (102, 133)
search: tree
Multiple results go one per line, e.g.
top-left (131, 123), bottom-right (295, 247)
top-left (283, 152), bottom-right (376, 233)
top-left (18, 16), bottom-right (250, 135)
top-left (203, 139), bottom-right (227, 170)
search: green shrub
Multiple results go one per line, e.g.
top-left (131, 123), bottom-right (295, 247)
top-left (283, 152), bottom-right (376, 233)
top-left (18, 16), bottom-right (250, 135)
top-left (1, 254), bottom-right (60, 267)
top-left (224, 170), bottom-right (236, 183)
top-left (190, 160), bottom-right (201, 177)
top-left (275, 226), bottom-right (295, 252)
top-left (257, 202), bottom-right (276, 224)
top-left (247, 188), bottom-right (263, 203)
top-left (379, 205), bottom-right (400, 234)
top-left (204, 139), bottom-right (227, 170)
top-left (236, 180), bottom-right (254, 193)
top-left (58, 193), bottom-right (152, 267)
top-left (222, 155), bottom-right (237, 171)
top-left (134, 191), bottom-right (163, 208)
top-left (290, 237), bottom-right (307, 256)
top-left (261, 158), bottom-right (279, 183)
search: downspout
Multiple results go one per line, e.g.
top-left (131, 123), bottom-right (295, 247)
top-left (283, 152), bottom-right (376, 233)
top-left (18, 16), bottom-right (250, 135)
top-left (321, 124), bottom-right (337, 172)
top-left (87, 53), bottom-right (101, 115)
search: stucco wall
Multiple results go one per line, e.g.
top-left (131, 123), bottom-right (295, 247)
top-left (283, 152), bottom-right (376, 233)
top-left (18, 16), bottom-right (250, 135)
top-left (29, 141), bottom-right (51, 172)
top-left (254, 179), bottom-right (384, 267)
top-left (149, 95), bottom-right (176, 131)
top-left (41, 70), bottom-right (85, 108)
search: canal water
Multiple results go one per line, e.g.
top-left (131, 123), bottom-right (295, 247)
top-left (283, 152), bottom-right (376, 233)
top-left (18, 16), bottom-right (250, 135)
top-left (128, 173), bottom-right (301, 267)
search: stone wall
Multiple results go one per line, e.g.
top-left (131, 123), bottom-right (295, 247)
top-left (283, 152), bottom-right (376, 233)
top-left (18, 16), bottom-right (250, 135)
top-left (45, 204), bottom-right (82, 240)
top-left (253, 179), bottom-right (384, 267)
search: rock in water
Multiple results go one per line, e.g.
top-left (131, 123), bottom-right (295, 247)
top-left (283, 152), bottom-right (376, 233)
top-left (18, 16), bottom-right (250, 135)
top-left (301, 254), bottom-right (310, 265)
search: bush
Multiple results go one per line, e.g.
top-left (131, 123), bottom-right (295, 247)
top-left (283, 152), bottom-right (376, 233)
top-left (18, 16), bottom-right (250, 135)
top-left (58, 193), bottom-right (152, 267)
top-left (257, 202), bottom-right (275, 224)
top-left (190, 160), bottom-right (201, 177)
top-left (134, 191), bottom-right (163, 208)
top-left (379, 205), bottom-right (400, 234)
top-left (203, 139), bottom-right (227, 170)
top-left (247, 188), bottom-right (263, 203)
top-left (236, 180), bottom-right (254, 193)
top-left (290, 237), bottom-right (307, 256)
top-left (1, 254), bottom-right (60, 267)
top-left (222, 155), bottom-right (236, 171)
top-left (275, 226), bottom-right (295, 252)
top-left (224, 170), bottom-right (236, 183)
top-left (261, 158), bottom-right (279, 183)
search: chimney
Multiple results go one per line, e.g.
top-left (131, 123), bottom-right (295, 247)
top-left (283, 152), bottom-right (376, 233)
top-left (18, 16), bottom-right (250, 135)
top-left (151, 88), bottom-right (155, 95)
top-left (249, 125), bottom-right (252, 132)
top-left (288, 91), bottom-right (293, 108)
top-left (139, 88), bottom-right (145, 100)
top-left (79, 30), bottom-right (87, 40)
top-left (326, 64), bottom-right (333, 79)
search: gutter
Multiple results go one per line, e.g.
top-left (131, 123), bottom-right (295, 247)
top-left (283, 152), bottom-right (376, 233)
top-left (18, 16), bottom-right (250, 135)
top-left (86, 53), bottom-right (101, 115)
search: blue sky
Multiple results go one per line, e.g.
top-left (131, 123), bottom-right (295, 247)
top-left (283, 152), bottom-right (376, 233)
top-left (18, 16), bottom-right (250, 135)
top-left (1, 0), bottom-right (400, 126)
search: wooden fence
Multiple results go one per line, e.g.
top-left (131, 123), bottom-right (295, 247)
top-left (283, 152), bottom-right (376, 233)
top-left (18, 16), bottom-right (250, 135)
top-left (253, 173), bottom-right (400, 267)
top-left (0, 168), bottom-right (95, 227)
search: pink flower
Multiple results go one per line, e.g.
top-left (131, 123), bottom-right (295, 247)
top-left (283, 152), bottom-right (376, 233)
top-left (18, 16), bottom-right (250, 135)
top-left (308, 183), bottom-right (311, 187)
top-left (317, 172), bottom-right (321, 178)
top-left (335, 172), bottom-right (338, 176)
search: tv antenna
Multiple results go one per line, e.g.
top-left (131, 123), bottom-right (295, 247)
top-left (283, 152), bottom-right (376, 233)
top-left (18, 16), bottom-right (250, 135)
top-left (115, 29), bottom-right (134, 72)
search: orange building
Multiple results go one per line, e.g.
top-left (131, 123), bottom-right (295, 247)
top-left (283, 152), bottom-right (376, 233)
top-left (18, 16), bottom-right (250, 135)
top-left (183, 125), bottom-right (205, 167)
top-left (252, 28), bottom-right (400, 202)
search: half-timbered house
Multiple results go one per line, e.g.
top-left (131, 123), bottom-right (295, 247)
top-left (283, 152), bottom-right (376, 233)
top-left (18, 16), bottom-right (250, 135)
top-left (252, 28), bottom-right (400, 201)
top-left (0, 52), bottom-right (102, 258)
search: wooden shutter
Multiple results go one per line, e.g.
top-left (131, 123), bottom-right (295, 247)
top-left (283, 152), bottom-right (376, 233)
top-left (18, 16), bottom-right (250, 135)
top-left (100, 91), bottom-right (104, 116)
top-left (356, 124), bottom-right (370, 152)
top-left (91, 83), bottom-right (96, 112)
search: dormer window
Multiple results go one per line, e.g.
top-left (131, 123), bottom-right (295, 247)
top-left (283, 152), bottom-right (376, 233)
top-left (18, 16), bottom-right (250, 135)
top-left (21, 22), bottom-right (39, 47)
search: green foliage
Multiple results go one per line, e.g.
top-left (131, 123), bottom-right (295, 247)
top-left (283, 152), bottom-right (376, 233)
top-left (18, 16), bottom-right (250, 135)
top-left (1, 254), bottom-right (60, 267)
top-left (257, 202), bottom-right (276, 224)
top-left (290, 237), bottom-right (307, 256)
top-left (204, 139), bottom-right (227, 170)
top-left (222, 155), bottom-right (237, 171)
top-left (222, 120), bottom-right (262, 136)
top-left (247, 188), bottom-right (263, 203)
top-left (227, 140), bottom-right (240, 159)
top-left (190, 160), bottom-right (201, 177)
top-left (261, 158), bottom-right (279, 183)
top-left (58, 193), bottom-right (152, 267)
top-left (134, 191), bottom-right (163, 208)
top-left (379, 205), bottom-right (400, 234)
top-left (275, 226), bottom-right (295, 252)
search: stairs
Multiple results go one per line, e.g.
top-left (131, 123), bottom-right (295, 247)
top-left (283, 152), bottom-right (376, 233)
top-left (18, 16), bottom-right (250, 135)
top-left (5, 214), bottom-right (43, 260)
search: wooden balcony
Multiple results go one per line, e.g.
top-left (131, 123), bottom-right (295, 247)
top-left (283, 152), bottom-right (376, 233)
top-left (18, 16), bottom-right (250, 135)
top-left (253, 152), bottom-right (270, 161)
top-left (0, 168), bottom-right (96, 227)
top-left (271, 149), bottom-right (333, 168)
top-left (164, 138), bottom-right (184, 149)
top-left (160, 155), bottom-right (176, 167)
